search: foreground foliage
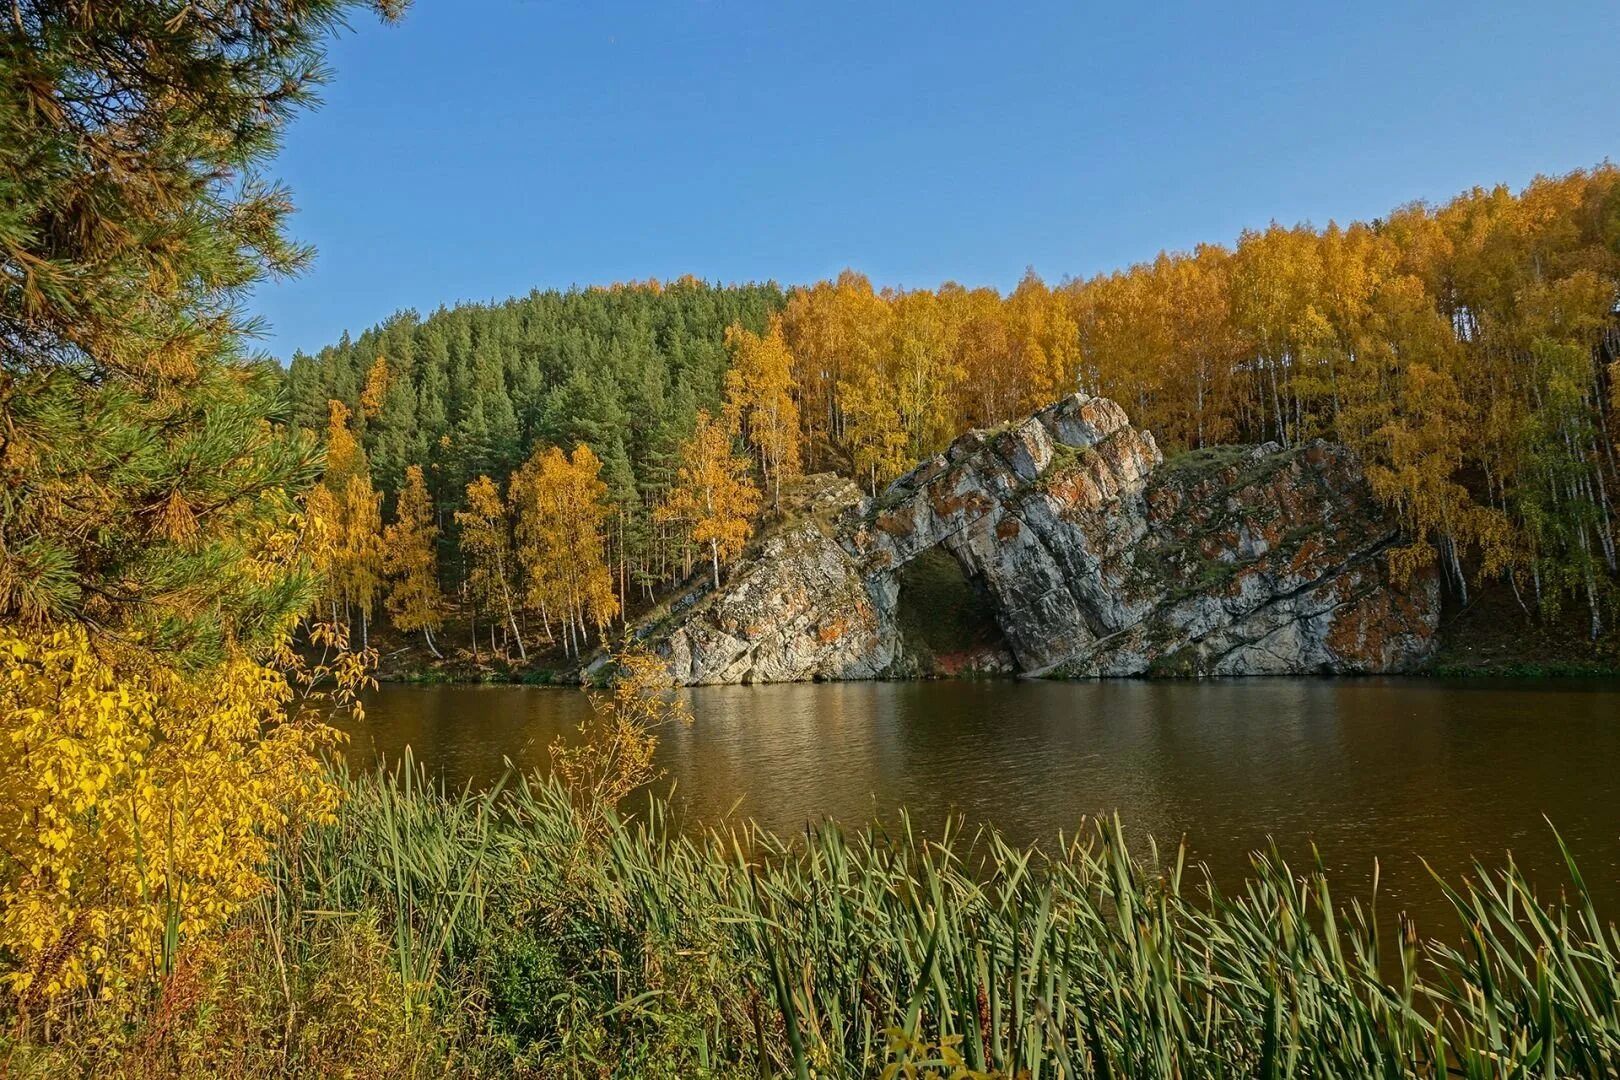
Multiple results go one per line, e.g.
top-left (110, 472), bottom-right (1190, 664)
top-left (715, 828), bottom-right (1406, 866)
top-left (14, 758), bottom-right (1616, 1078)
top-left (0, 0), bottom-right (396, 1016)
top-left (0, 627), bottom-right (340, 1002)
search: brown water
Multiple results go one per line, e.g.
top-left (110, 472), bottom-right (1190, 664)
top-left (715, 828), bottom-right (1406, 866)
top-left (340, 678), bottom-right (1620, 932)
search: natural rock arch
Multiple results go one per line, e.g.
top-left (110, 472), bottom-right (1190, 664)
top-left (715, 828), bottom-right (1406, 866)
top-left (654, 395), bottom-right (1439, 685)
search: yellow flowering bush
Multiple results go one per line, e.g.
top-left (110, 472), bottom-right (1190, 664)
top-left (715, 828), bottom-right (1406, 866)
top-left (0, 627), bottom-right (340, 1003)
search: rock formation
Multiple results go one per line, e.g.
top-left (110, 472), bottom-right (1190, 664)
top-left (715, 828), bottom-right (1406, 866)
top-left (650, 394), bottom-right (1440, 684)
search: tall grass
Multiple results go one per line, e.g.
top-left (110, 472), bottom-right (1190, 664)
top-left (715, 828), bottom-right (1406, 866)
top-left (254, 757), bottom-right (1620, 1077)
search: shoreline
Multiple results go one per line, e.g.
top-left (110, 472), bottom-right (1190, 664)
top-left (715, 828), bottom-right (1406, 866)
top-left (373, 659), bottom-right (1620, 687)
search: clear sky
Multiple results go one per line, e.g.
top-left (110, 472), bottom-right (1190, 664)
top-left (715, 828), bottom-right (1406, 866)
top-left (255, 0), bottom-right (1620, 362)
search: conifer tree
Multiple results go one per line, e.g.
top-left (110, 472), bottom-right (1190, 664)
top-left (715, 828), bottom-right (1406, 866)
top-left (0, 0), bottom-right (405, 657)
top-left (0, 0), bottom-right (401, 1001)
top-left (285, 168), bottom-right (1620, 639)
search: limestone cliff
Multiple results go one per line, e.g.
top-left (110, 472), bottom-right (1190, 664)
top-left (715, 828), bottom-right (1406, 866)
top-left (648, 394), bottom-right (1440, 684)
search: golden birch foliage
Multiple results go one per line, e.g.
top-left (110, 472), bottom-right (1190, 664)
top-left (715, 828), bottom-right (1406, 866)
top-left (0, 0), bottom-right (395, 1014)
top-left (1067, 261), bottom-right (1178, 429)
top-left (511, 452), bottom-right (561, 624)
top-left (511, 444), bottom-right (620, 642)
top-left (322, 400), bottom-right (367, 493)
top-left (723, 317), bottom-right (802, 505)
top-left (0, 627), bottom-right (340, 1001)
top-left (889, 288), bottom-right (965, 459)
top-left (946, 284), bottom-right (1016, 428)
top-left (780, 270), bottom-right (892, 463)
top-left (359, 355), bottom-right (391, 420)
top-left (840, 371), bottom-right (912, 494)
top-left (382, 464), bottom-right (443, 635)
top-left (761, 167), bottom-right (1620, 620)
top-left (1162, 245), bottom-right (1242, 448)
top-left (312, 400), bottom-right (384, 618)
top-left (549, 645), bottom-right (690, 836)
top-left (0, 497), bottom-right (369, 1006)
top-left (456, 475), bottom-right (515, 617)
top-left (1005, 270), bottom-right (1080, 415)
top-left (655, 411), bottom-right (761, 587)
top-left (565, 445), bottom-right (622, 639)
top-left (340, 475), bottom-right (385, 615)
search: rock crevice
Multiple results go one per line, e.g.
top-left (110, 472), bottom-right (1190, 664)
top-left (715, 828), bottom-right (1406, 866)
top-left (648, 395), bottom-right (1440, 684)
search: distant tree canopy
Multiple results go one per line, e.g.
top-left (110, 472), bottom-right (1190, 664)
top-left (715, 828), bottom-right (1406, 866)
top-left (291, 168), bottom-right (1620, 651)
top-left (286, 277), bottom-right (784, 514)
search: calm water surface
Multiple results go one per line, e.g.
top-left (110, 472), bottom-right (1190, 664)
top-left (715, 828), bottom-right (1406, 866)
top-left (340, 678), bottom-right (1620, 931)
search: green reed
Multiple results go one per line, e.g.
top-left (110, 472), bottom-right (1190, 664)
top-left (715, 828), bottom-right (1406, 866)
top-left (267, 759), bottom-right (1620, 1077)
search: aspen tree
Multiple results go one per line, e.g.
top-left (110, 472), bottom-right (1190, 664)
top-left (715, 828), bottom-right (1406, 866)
top-left (457, 475), bottom-right (527, 660)
top-left (512, 445), bottom-right (620, 656)
top-left (656, 411), bottom-right (762, 588)
top-left (359, 355), bottom-right (391, 419)
top-left (723, 317), bottom-right (802, 507)
top-left (315, 400), bottom-right (384, 646)
top-left (384, 464), bottom-right (445, 659)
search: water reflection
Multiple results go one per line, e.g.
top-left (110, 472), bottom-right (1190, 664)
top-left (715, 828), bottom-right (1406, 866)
top-left (340, 678), bottom-right (1620, 932)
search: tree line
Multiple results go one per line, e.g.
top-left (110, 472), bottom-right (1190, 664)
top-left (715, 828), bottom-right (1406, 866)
top-left (290, 167), bottom-right (1620, 652)
top-left (287, 280), bottom-right (776, 661)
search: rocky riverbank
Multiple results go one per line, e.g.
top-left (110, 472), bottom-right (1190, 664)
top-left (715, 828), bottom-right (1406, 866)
top-left (645, 394), bottom-right (1443, 684)
top-left (371, 394), bottom-right (1620, 686)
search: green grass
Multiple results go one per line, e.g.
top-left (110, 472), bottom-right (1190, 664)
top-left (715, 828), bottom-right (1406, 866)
top-left (1031, 441), bottom-right (1098, 492)
top-left (1155, 442), bottom-right (1255, 480)
top-left (254, 762), bottom-right (1620, 1075)
top-left (17, 756), bottom-right (1620, 1076)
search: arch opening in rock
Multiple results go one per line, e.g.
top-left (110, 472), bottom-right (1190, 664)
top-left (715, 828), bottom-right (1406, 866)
top-left (892, 547), bottom-right (1017, 676)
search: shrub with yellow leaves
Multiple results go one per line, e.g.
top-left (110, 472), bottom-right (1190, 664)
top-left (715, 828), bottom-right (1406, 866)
top-left (0, 0), bottom-right (400, 1028)
top-left (549, 646), bottom-right (691, 840)
top-left (0, 627), bottom-right (341, 1005)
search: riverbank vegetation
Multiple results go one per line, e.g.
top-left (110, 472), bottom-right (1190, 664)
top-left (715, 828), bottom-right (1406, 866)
top-left (0, 0), bottom-right (402, 1016)
top-left (9, 741), bottom-right (1620, 1078)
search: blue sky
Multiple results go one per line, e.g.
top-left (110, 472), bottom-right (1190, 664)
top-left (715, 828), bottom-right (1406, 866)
top-left (255, 0), bottom-right (1620, 362)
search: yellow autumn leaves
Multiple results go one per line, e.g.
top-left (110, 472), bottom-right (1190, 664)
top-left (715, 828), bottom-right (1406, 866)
top-left (443, 325), bottom-right (785, 644)
top-left (723, 319), bottom-right (801, 508)
top-left (749, 168), bottom-right (1620, 621)
top-left (383, 465), bottom-right (446, 657)
top-left (778, 270), bottom-right (1080, 494)
top-left (656, 411), bottom-right (762, 589)
top-left (0, 628), bottom-right (339, 1001)
top-left (512, 444), bottom-right (621, 656)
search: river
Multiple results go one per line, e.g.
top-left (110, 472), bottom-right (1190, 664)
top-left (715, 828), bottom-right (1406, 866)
top-left (339, 677), bottom-right (1620, 934)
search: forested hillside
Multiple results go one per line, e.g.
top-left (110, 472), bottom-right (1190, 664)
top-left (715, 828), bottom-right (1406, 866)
top-left (285, 278), bottom-right (785, 513)
top-left (287, 166), bottom-right (1620, 664)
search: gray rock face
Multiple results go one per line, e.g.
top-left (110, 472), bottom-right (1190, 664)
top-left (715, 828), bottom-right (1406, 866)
top-left (647, 395), bottom-right (1440, 684)
top-left (660, 509), bottom-right (898, 685)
